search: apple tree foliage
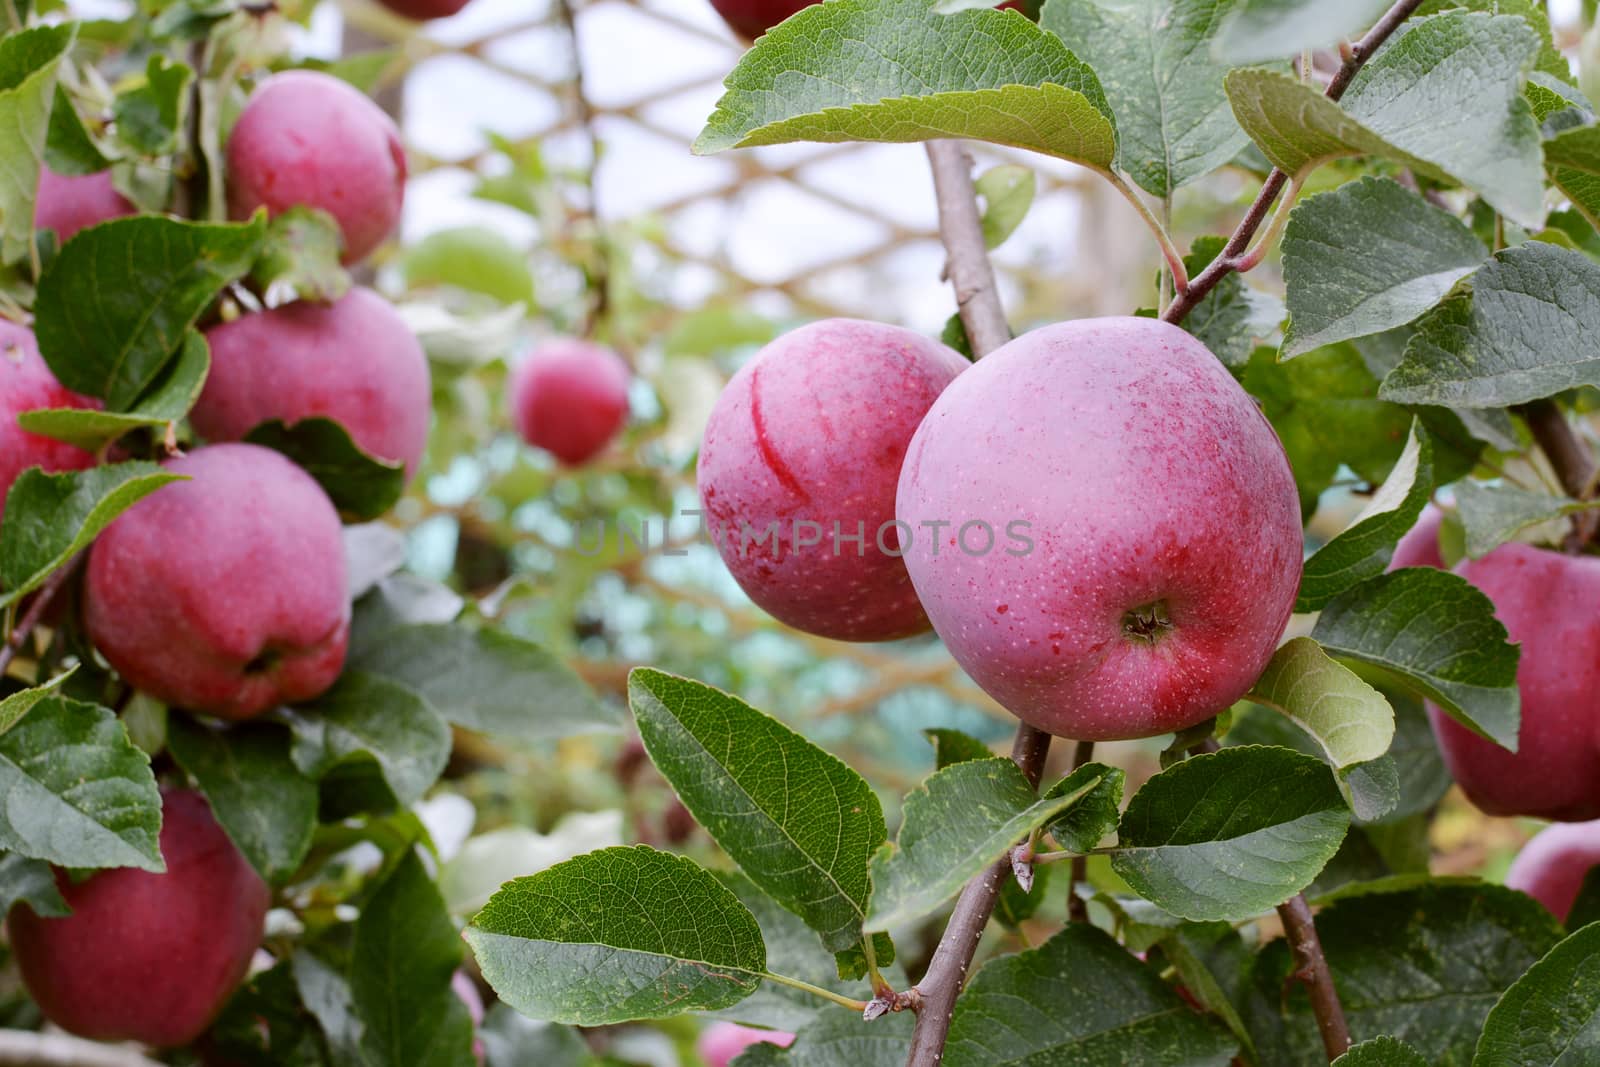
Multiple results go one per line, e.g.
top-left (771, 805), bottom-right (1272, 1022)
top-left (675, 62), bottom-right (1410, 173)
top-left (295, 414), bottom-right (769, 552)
top-left (1, 0), bottom-right (1599, 1065)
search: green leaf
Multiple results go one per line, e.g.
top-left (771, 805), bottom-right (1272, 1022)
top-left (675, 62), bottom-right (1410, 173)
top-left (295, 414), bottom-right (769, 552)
top-left (832, 932), bottom-right (895, 983)
top-left (45, 85), bottom-right (110, 176)
top-left (401, 225), bottom-right (534, 306)
top-left (244, 417), bottom-right (404, 522)
top-left (1546, 124), bottom-right (1600, 232)
top-left (111, 54), bottom-right (191, 156)
top-left (1225, 13), bottom-right (1545, 227)
top-left (629, 669), bottom-right (883, 953)
top-left (0, 667), bottom-right (75, 736)
top-left (1454, 480), bottom-right (1600, 557)
top-left (1473, 922), bottom-right (1600, 1065)
top-left (1297, 419), bottom-right (1434, 611)
top-left (18, 329), bottom-right (211, 451)
top-left (479, 1006), bottom-right (591, 1067)
top-left (167, 717), bottom-right (317, 885)
top-left (251, 207), bottom-right (352, 304)
top-left (1156, 927), bottom-right (1257, 1064)
top-left (943, 924), bottom-right (1238, 1066)
top-left (465, 845), bottom-right (766, 1025)
top-left (715, 872), bottom-right (891, 1032)
top-left (1334, 1036), bottom-right (1430, 1066)
top-left (923, 727), bottom-right (993, 769)
top-left (0, 462), bottom-right (184, 608)
top-left (974, 165), bottom-right (1034, 249)
top-left (351, 622), bottom-right (615, 741)
top-left (1213, 0), bottom-right (1392, 62)
top-left (867, 758), bottom-right (1110, 932)
top-left (695, 0), bottom-right (1117, 172)
top-left (737, 1011), bottom-right (912, 1067)
top-left (284, 672), bottom-right (451, 810)
top-left (0, 852), bottom-right (69, 918)
top-left (0, 25), bottom-right (73, 265)
top-left (34, 213), bottom-right (265, 408)
top-left (1382, 243), bottom-right (1600, 407)
top-left (353, 849), bottom-right (478, 1067)
top-left (1248, 637), bottom-right (1398, 820)
top-left (1042, 761), bottom-right (1124, 853)
top-left (1041, 0), bottom-right (1254, 196)
top-left (292, 951), bottom-right (366, 1065)
top-left (1282, 177), bottom-right (1488, 357)
top-left (1111, 746), bottom-right (1349, 921)
top-left (1312, 568), bottom-right (1520, 747)
top-left (0, 696), bottom-right (162, 872)
top-left (1243, 343), bottom-right (1415, 515)
top-left (1244, 883), bottom-right (1563, 1065)
top-left (1570, 868), bottom-right (1600, 931)
top-left (1415, 0), bottom-right (1573, 86)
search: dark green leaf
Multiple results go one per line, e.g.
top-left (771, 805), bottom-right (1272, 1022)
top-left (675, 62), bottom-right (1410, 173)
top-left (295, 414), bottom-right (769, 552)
top-left (251, 207), bottom-right (351, 304)
top-left (1282, 177), bottom-right (1487, 357)
top-left (0, 696), bottom-right (162, 871)
top-left (1297, 419), bottom-right (1434, 611)
top-left (45, 84), bottom-right (110, 175)
top-left (867, 758), bottom-right (1111, 931)
top-left (352, 622), bottom-right (613, 741)
top-left (18, 329), bottom-right (210, 451)
top-left (923, 727), bottom-right (992, 769)
top-left (111, 54), bottom-right (191, 156)
top-left (353, 849), bottom-right (477, 1067)
top-left (244, 417), bottom-right (404, 522)
top-left (1473, 921), bottom-right (1600, 1065)
top-left (0, 852), bottom-right (69, 918)
top-left (284, 672), bottom-right (451, 809)
top-left (1312, 568), bottom-right (1520, 747)
top-left (292, 951), bottom-right (365, 1066)
top-left (1179, 235), bottom-right (1281, 369)
top-left (1042, 761), bottom-right (1124, 853)
top-left (943, 924), bottom-right (1238, 1066)
top-left (737, 1010), bottom-right (912, 1067)
top-left (34, 213), bottom-right (265, 408)
top-left (465, 845), bottom-right (766, 1024)
top-left (1382, 243), bottom-right (1600, 408)
top-left (1041, 0), bottom-right (1252, 196)
top-left (1334, 1036), bottom-right (1429, 1066)
top-left (167, 717), bottom-right (317, 885)
top-left (0, 25), bottom-right (73, 264)
top-left (1112, 746), bottom-right (1350, 921)
top-left (695, 0), bottom-right (1117, 172)
top-left (630, 669), bottom-right (883, 952)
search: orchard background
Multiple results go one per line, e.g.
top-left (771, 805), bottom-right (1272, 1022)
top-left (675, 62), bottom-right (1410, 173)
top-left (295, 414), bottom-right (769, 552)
top-left (4, 0), bottom-right (1600, 1065)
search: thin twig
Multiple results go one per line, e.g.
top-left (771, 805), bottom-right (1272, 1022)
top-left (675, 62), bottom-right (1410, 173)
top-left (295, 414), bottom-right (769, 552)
top-left (925, 140), bottom-right (1011, 355)
top-left (1277, 894), bottom-right (1352, 1059)
top-left (1161, 0), bottom-right (1426, 324)
top-left (0, 557), bottom-right (82, 682)
top-left (1520, 399), bottom-right (1599, 549)
top-left (906, 725), bottom-right (1050, 1066)
top-left (0, 1029), bottom-right (162, 1067)
top-left (1066, 739), bottom-right (1094, 923)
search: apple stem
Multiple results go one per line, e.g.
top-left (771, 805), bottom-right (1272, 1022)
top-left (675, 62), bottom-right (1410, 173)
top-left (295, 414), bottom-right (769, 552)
top-left (1162, 0), bottom-right (1426, 327)
top-left (1278, 894), bottom-right (1353, 1059)
top-left (0, 554), bottom-right (83, 683)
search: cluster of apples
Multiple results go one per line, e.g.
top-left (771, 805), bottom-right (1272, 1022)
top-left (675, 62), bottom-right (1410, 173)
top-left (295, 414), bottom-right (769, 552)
top-left (698, 316), bottom-right (1303, 742)
top-left (0, 69), bottom-right (433, 1050)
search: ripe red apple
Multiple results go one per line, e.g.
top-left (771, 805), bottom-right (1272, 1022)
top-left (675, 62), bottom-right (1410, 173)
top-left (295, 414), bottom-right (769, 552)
top-left (1389, 504), bottom-right (1446, 571)
top-left (697, 1023), bottom-right (796, 1067)
top-left (897, 317), bottom-right (1302, 741)
top-left (0, 321), bottom-right (99, 524)
top-left (509, 339), bottom-right (631, 467)
top-left (84, 443), bottom-right (350, 721)
top-left (226, 71), bottom-right (405, 264)
top-left (698, 318), bottom-right (966, 642)
top-left (1506, 820), bottom-right (1600, 922)
top-left (378, 0), bottom-right (471, 18)
top-left (34, 166), bottom-right (135, 243)
top-left (1427, 543), bottom-right (1600, 820)
top-left (7, 789), bottom-right (269, 1048)
top-left (194, 288), bottom-right (432, 477)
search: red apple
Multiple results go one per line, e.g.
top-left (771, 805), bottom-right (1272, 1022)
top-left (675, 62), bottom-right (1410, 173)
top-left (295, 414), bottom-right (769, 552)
top-left (1427, 543), bottom-right (1600, 820)
top-left (897, 317), bottom-right (1302, 741)
top-left (697, 1022), bottom-right (796, 1067)
top-left (194, 287), bottom-right (432, 477)
top-left (0, 321), bottom-right (99, 524)
top-left (711, 0), bottom-right (1025, 39)
top-left (7, 789), bottom-right (269, 1048)
top-left (1389, 503), bottom-right (1446, 571)
top-left (226, 71), bottom-right (405, 264)
top-left (34, 166), bottom-right (135, 244)
top-left (1506, 820), bottom-right (1600, 922)
top-left (698, 318), bottom-right (966, 642)
top-left (378, 0), bottom-right (471, 18)
top-left (84, 443), bottom-right (350, 721)
top-left (509, 339), bottom-right (630, 467)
